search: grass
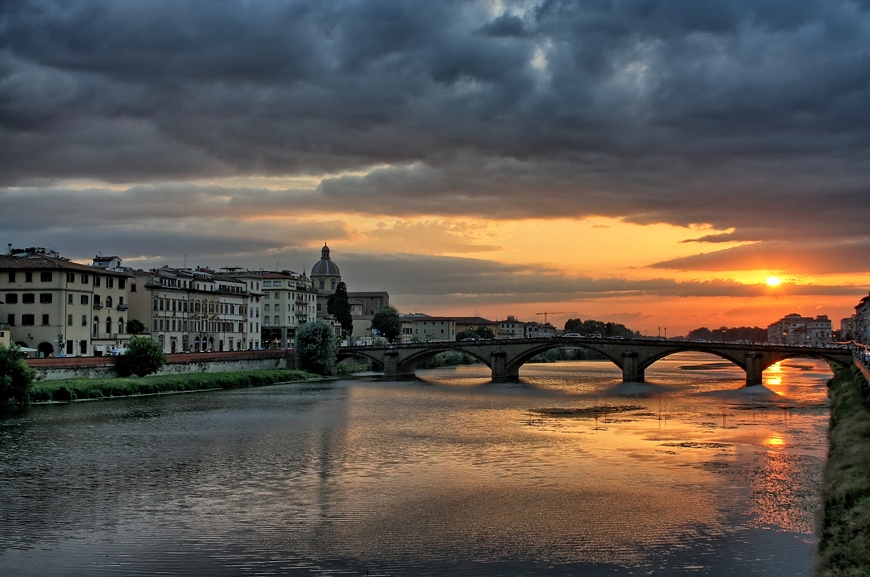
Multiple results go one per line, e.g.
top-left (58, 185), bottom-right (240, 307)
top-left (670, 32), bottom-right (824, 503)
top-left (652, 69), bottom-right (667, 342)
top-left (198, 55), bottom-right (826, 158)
top-left (29, 369), bottom-right (321, 403)
top-left (816, 365), bottom-right (870, 576)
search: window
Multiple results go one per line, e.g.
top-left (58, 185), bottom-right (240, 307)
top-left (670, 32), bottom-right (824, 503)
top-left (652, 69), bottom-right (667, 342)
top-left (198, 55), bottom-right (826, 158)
top-left (22, 314), bottom-right (35, 326)
top-left (79, 340), bottom-right (87, 354)
top-left (274, 304), bottom-right (280, 312)
top-left (66, 273), bottom-right (75, 283)
top-left (22, 293), bottom-right (35, 304)
top-left (67, 314), bottom-right (73, 326)
top-left (105, 296), bottom-right (113, 308)
top-left (67, 294), bottom-right (73, 305)
top-left (5, 293), bottom-right (17, 304)
top-left (7, 314), bottom-right (14, 326)
top-left (274, 315), bottom-right (279, 325)
top-left (42, 314), bottom-right (50, 325)
top-left (119, 278), bottom-right (125, 289)
top-left (8, 272), bottom-right (15, 282)
top-left (40, 293), bottom-right (52, 303)
top-left (263, 281), bottom-right (272, 287)
top-left (81, 274), bottom-right (88, 284)
top-left (106, 317), bottom-right (112, 334)
top-left (25, 272), bottom-right (32, 282)
top-left (81, 295), bottom-right (89, 305)
top-left (131, 283), bottom-right (137, 292)
top-left (93, 295), bottom-right (101, 307)
top-left (81, 315), bottom-right (87, 326)
top-left (119, 318), bottom-right (124, 334)
top-left (106, 277), bottom-right (113, 288)
top-left (40, 272), bottom-right (52, 282)
top-left (94, 276), bottom-right (100, 287)
top-left (264, 317), bottom-right (270, 326)
top-left (264, 304), bottom-right (270, 312)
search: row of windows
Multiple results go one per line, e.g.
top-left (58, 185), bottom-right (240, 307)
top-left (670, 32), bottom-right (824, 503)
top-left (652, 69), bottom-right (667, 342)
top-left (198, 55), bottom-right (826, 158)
top-left (6, 313), bottom-right (49, 326)
top-left (153, 298), bottom-right (248, 316)
top-left (262, 291), bottom-right (313, 301)
top-left (263, 316), bottom-right (301, 326)
top-left (153, 318), bottom-right (248, 333)
top-left (3, 292), bottom-right (126, 308)
top-left (4, 293), bottom-right (53, 304)
top-left (7, 271), bottom-right (126, 288)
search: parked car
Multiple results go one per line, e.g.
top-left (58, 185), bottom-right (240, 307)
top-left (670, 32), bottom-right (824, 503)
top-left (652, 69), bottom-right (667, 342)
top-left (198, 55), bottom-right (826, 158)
top-left (561, 333), bottom-right (582, 338)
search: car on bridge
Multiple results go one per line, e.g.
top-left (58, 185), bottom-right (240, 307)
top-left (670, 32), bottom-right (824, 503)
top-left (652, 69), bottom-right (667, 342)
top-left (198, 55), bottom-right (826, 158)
top-left (561, 333), bottom-right (582, 338)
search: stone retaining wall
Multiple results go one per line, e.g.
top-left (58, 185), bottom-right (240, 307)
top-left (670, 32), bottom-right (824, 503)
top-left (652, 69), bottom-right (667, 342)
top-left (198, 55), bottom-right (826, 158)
top-left (26, 349), bottom-right (295, 381)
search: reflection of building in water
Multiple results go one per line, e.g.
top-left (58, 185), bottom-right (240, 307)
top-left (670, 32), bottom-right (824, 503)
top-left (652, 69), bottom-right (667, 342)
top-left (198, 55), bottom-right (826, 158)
top-left (767, 313), bottom-right (832, 346)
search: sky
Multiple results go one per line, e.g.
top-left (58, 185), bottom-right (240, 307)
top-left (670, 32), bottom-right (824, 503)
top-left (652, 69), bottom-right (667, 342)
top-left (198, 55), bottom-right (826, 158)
top-left (2, 0), bottom-right (869, 335)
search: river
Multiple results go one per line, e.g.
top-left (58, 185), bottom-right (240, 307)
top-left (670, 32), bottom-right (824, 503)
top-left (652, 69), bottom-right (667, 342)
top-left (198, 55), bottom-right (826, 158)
top-left (0, 353), bottom-right (831, 576)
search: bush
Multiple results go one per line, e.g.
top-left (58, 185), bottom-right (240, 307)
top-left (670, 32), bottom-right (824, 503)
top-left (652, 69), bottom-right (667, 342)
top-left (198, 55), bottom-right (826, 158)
top-left (0, 342), bottom-right (36, 407)
top-left (295, 320), bottom-right (337, 375)
top-left (116, 336), bottom-right (167, 377)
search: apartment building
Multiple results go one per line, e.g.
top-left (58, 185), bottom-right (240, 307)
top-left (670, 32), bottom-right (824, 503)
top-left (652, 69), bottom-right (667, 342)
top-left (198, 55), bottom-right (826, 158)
top-left (400, 313), bottom-right (457, 342)
top-left (128, 266), bottom-right (249, 353)
top-left (0, 248), bottom-right (132, 357)
top-left (259, 271), bottom-right (317, 348)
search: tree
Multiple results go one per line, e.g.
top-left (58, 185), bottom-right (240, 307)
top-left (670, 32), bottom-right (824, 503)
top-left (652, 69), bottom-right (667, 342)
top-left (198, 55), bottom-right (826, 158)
top-left (116, 336), bottom-right (167, 377)
top-left (127, 319), bottom-right (147, 335)
top-left (327, 281), bottom-right (353, 337)
top-left (295, 319), bottom-right (337, 375)
top-left (371, 306), bottom-right (402, 343)
top-left (0, 343), bottom-right (35, 407)
top-left (472, 326), bottom-right (495, 340)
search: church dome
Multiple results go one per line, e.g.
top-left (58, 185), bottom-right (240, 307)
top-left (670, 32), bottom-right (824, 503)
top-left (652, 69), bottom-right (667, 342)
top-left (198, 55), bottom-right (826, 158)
top-left (311, 243), bottom-right (341, 277)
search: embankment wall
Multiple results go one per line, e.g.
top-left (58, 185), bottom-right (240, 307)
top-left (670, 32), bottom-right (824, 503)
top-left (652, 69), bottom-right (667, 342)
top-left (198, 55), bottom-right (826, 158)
top-left (26, 350), bottom-right (295, 381)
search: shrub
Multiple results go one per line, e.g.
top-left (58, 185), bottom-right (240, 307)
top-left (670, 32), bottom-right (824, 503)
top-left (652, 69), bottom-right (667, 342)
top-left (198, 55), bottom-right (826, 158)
top-left (0, 343), bottom-right (36, 407)
top-left (116, 336), bottom-right (167, 377)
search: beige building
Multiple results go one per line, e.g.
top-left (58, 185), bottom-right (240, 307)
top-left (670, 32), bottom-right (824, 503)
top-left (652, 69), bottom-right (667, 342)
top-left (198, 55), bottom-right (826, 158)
top-left (0, 322), bottom-right (11, 349)
top-left (0, 248), bottom-right (132, 357)
top-left (497, 316), bottom-right (525, 339)
top-left (767, 313), bottom-right (833, 346)
top-left (259, 271), bottom-right (317, 348)
top-left (128, 265), bottom-right (249, 353)
top-left (400, 313), bottom-right (456, 343)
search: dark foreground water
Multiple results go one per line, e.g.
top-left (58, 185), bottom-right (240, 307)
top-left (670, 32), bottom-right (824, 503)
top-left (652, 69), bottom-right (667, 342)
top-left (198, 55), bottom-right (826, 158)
top-left (0, 354), bottom-right (831, 576)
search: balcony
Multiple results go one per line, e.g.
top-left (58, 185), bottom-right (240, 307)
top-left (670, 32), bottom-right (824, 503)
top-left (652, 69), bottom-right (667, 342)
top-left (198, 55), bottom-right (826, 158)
top-left (117, 304), bottom-right (129, 311)
top-left (92, 302), bottom-right (103, 310)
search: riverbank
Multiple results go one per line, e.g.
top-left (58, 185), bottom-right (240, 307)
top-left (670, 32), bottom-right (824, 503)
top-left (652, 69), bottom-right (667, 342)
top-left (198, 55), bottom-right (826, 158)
top-left (29, 369), bottom-right (322, 403)
top-left (816, 364), bottom-right (870, 576)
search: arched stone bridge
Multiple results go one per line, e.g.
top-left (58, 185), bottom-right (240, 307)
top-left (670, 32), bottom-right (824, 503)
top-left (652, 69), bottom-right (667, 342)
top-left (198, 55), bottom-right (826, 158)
top-left (338, 337), bottom-right (854, 386)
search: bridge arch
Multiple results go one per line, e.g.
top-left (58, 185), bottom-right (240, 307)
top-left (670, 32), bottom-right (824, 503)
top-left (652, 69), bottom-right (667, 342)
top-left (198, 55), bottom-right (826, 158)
top-left (503, 342), bottom-right (624, 377)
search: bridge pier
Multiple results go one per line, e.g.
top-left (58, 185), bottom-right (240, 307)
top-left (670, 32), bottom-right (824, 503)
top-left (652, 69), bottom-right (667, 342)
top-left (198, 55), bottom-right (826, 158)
top-left (490, 351), bottom-right (520, 382)
top-left (744, 352), bottom-right (765, 386)
top-left (621, 351), bottom-right (645, 383)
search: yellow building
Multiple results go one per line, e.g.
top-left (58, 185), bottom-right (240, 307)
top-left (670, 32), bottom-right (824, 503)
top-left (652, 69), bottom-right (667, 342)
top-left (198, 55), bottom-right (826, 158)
top-left (0, 248), bottom-right (132, 357)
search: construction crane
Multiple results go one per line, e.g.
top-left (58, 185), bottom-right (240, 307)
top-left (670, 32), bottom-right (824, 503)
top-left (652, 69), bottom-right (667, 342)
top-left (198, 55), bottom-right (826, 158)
top-left (536, 311), bottom-right (576, 324)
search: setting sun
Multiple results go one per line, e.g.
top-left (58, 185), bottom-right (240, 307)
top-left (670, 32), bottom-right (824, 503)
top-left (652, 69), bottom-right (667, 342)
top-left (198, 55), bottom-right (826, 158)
top-left (766, 276), bottom-right (782, 287)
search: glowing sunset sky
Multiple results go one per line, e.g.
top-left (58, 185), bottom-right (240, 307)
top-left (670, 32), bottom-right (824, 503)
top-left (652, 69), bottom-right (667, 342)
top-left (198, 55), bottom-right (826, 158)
top-left (2, 0), bottom-right (869, 334)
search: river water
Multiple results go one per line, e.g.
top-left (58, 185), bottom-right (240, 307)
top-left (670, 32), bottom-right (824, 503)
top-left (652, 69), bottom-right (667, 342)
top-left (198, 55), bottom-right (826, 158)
top-left (0, 353), bottom-right (831, 576)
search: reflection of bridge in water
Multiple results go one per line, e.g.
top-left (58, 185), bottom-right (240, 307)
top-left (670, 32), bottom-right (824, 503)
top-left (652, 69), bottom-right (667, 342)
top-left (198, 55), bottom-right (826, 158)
top-left (338, 337), bottom-right (854, 386)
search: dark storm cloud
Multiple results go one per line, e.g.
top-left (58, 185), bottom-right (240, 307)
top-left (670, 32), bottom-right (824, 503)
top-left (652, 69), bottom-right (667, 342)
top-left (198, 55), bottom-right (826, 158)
top-left (2, 0), bottom-right (870, 268)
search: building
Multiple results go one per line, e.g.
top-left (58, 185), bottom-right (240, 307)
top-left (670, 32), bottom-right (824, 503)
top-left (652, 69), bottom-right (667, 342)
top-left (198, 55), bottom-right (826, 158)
top-left (217, 268), bottom-right (264, 350)
top-left (258, 271), bottom-right (317, 347)
top-left (311, 243), bottom-right (343, 319)
top-left (524, 321), bottom-right (557, 339)
top-left (0, 322), bottom-right (10, 349)
top-left (767, 313), bottom-right (833, 346)
top-left (0, 248), bottom-right (132, 357)
top-left (497, 316), bottom-right (525, 339)
top-left (854, 291), bottom-right (870, 345)
top-left (308, 244), bottom-right (390, 342)
top-left (400, 313), bottom-right (456, 342)
top-left (127, 265), bottom-right (250, 354)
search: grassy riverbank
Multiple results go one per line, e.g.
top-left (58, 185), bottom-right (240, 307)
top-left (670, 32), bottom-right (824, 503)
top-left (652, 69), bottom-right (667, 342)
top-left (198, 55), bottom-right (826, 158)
top-left (29, 369), bottom-right (321, 403)
top-left (816, 365), bottom-right (870, 576)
